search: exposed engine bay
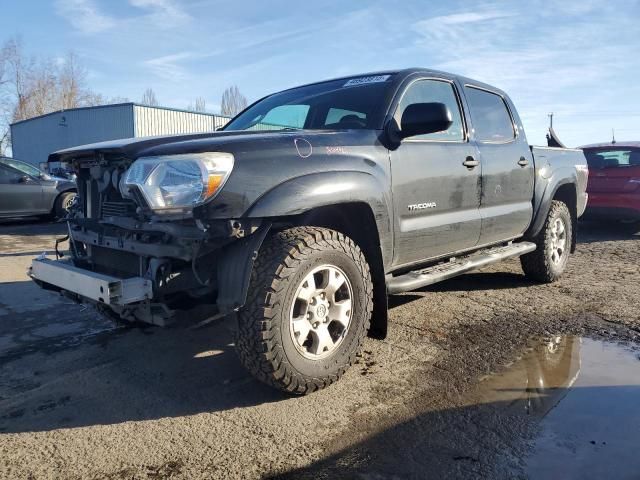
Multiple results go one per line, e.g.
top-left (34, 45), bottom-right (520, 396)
top-left (41, 154), bottom-right (264, 325)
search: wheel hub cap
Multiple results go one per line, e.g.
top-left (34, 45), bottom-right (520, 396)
top-left (315, 304), bottom-right (327, 319)
top-left (549, 218), bottom-right (567, 265)
top-left (289, 265), bottom-right (353, 360)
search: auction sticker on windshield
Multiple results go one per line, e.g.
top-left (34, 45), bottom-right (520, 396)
top-left (344, 75), bottom-right (390, 87)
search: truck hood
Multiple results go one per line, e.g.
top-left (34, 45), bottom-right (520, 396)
top-left (48, 129), bottom-right (368, 163)
top-left (48, 130), bottom-right (272, 163)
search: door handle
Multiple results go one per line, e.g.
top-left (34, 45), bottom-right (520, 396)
top-left (463, 156), bottom-right (479, 169)
top-left (518, 157), bottom-right (529, 167)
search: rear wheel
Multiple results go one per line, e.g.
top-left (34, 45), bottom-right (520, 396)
top-left (236, 227), bottom-right (373, 394)
top-left (54, 191), bottom-right (76, 219)
top-left (521, 200), bottom-right (572, 283)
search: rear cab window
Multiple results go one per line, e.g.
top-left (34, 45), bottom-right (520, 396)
top-left (464, 86), bottom-right (515, 143)
top-left (324, 108), bottom-right (367, 128)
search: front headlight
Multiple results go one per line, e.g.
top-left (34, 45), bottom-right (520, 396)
top-left (120, 152), bottom-right (234, 212)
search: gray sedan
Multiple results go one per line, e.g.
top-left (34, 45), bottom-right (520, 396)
top-left (0, 157), bottom-right (77, 219)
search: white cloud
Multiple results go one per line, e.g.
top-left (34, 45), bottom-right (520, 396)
top-left (417, 11), bottom-right (514, 27)
top-left (144, 52), bottom-right (196, 81)
top-left (409, 2), bottom-right (639, 146)
top-left (54, 0), bottom-right (116, 34)
top-left (129, 0), bottom-right (192, 26)
top-left (55, 0), bottom-right (191, 34)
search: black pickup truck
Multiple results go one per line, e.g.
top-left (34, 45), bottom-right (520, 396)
top-left (30, 68), bottom-right (588, 393)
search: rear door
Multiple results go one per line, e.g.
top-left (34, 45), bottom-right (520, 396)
top-left (463, 85), bottom-right (534, 246)
top-left (390, 77), bottom-right (481, 267)
top-left (0, 165), bottom-right (44, 216)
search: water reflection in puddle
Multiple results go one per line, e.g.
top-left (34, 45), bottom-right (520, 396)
top-left (478, 336), bottom-right (640, 479)
top-left (277, 335), bottom-right (639, 479)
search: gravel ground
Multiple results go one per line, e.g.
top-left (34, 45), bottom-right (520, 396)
top-left (0, 219), bottom-right (638, 479)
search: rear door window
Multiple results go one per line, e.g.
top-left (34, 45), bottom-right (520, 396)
top-left (464, 87), bottom-right (515, 143)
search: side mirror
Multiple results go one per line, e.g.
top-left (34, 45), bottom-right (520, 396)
top-left (400, 102), bottom-right (453, 139)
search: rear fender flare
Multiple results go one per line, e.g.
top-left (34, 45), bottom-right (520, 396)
top-left (528, 168), bottom-right (578, 239)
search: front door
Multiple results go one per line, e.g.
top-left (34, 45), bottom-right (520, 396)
top-left (463, 86), bottom-right (534, 246)
top-left (390, 78), bottom-right (482, 267)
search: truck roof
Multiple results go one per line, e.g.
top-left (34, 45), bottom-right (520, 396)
top-left (280, 68), bottom-right (508, 98)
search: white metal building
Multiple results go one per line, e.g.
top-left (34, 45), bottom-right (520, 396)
top-left (10, 103), bottom-right (230, 166)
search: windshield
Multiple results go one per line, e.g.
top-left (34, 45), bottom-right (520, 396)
top-left (0, 157), bottom-right (45, 177)
top-left (584, 148), bottom-right (640, 169)
top-left (223, 75), bottom-right (395, 132)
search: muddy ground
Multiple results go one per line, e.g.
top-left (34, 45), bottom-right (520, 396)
top-left (0, 219), bottom-right (638, 479)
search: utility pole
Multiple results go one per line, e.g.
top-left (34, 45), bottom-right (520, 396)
top-left (612, 129), bottom-right (616, 144)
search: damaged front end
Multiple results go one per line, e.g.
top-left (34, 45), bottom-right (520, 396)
top-left (29, 152), bottom-right (268, 326)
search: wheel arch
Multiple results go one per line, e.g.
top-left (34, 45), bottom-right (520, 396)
top-left (527, 179), bottom-right (578, 252)
top-left (217, 201), bottom-right (389, 339)
top-left (244, 170), bottom-right (393, 266)
top-left (552, 183), bottom-right (578, 253)
top-left (292, 203), bottom-right (388, 339)
top-left (51, 188), bottom-right (78, 216)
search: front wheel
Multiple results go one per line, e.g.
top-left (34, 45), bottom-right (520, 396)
top-left (521, 200), bottom-right (572, 283)
top-left (54, 191), bottom-right (77, 219)
top-left (236, 227), bottom-right (373, 394)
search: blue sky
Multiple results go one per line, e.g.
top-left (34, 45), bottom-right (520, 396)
top-left (2, 0), bottom-right (640, 146)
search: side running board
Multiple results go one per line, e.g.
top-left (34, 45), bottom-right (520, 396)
top-left (386, 242), bottom-right (536, 294)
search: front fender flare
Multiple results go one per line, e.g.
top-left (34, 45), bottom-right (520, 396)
top-left (216, 222), bottom-right (271, 313)
top-left (244, 170), bottom-right (393, 267)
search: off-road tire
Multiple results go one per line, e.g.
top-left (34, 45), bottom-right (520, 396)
top-left (521, 200), bottom-right (572, 283)
top-left (54, 191), bottom-right (76, 219)
top-left (236, 227), bottom-right (373, 394)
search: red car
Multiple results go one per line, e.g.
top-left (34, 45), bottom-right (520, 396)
top-left (581, 142), bottom-right (640, 222)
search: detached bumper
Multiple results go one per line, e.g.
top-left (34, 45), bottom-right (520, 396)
top-left (29, 257), bottom-right (153, 306)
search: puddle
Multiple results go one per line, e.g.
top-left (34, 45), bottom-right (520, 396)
top-left (475, 336), bottom-right (640, 479)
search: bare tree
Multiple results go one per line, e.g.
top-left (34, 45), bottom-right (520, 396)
top-left (0, 43), bottom-right (10, 155)
top-left (194, 96), bottom-right (206, 113)
top-left (220, 85), bottom-right (247, 117)
top-left (23, 59), bottom-right (58, 118)
top-left (0, 38), bottom-right (35, 153)
top-left (2, 37), bottom-right (34, 123)
top-left (0, 37), bottom-right (114, 154)
top-left (58, 52), bottom-right (87, 109)
top-left (141, 88), bottom-right (158, 106)
top-left (187, 96), bottom-right (206, 113)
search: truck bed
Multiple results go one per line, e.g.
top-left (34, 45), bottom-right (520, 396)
top-left (530, 145), bottom-right (589, 223)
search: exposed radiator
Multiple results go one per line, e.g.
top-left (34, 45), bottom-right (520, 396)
top-left (101, 200), bottom-right (137, 218)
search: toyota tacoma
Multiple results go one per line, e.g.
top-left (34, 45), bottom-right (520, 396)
top-left (30, 68), bottom-right (588, 393)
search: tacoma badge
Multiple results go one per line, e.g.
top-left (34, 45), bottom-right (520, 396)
top-left (408, 202), bottom-right (437, 211)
